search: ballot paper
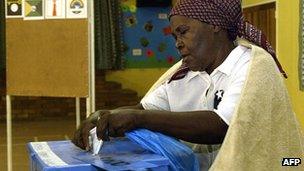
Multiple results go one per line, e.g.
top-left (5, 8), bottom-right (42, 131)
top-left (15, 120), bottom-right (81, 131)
top-left (89, 127), bottom-right (103, 155)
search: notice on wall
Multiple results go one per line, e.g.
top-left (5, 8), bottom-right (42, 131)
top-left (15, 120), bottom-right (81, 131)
top-left (23, 0), bottom-right (44, 20)
top-left (6, 0), bottom-right (23, 18)
top-left (66, 0), bottom-right (87, 19)
top-left (45, 0), bottom-right (66, 19)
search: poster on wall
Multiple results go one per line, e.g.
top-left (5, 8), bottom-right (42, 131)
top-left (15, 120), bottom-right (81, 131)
top-left (5, 0), bottom-right (23, 18)
top-left (45, 0), bottom-right (66, 19)
top-left (23, 0), bottom-right (44, 20)
top-left (66, 0), bottom-right (88, 19)
top-left (121, 0), bottom-right (179, 68)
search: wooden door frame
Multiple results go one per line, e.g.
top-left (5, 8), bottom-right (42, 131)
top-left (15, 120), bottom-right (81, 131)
top-left (242, 0), bottom-right (276, 8)
top-left (243, 0), bottom-right (277, 52)
top-left (0, 0), bottom-right (5, 71)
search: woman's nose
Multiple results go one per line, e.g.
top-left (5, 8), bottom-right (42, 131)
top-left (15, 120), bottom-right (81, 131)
top-left (175, 39), bottom-right (184, 50)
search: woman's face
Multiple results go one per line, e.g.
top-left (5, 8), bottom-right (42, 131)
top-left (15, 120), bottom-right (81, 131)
top-left (170, 15), bottom-right (218, 72)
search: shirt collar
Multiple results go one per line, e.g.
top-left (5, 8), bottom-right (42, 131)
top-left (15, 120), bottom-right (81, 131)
top-left (184, 71), bottom-right (209, 83)
top-left (184, 71), bottom-right (200, 83)
top-left (212, 45), bottom-right (248, 76)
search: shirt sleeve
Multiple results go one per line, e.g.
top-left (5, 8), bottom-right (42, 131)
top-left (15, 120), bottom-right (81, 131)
top-left (140, 83), bottom-right (170, 111)
top-left (214, 64), bottom-right (249, 125)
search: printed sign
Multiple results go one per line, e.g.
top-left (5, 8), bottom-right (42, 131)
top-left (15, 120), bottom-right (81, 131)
top-left (45, 0), bottom-right (66, 19)
top-left (282, 158), bottom-right (301, 166)
top-left (66, 0), bottom-right (87, 19)
top-left (23, 0), bottom-right (44, 20)
top-left (6, 0), bottom-right (23, 18)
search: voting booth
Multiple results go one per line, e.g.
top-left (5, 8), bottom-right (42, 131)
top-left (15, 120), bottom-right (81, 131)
top-left (5, 1), bottom-right (96, 170)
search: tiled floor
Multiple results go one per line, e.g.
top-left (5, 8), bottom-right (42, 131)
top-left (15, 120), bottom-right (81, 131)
top-left (0, 117), bottom-right (77, 171)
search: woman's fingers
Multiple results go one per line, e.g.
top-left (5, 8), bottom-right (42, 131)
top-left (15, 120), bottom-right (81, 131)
top-left (96, 111), bottom-right (110, 141)
top-left (81, 122), bottom-right (94, 150)
top-left (72, 129), bottom-right (84, 149)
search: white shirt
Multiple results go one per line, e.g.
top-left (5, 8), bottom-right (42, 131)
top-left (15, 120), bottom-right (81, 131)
top-left (141, 45), bottom-right (251, 125)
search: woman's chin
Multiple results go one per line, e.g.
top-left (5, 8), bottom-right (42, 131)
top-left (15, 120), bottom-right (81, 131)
top-left (189, 67), bottom-right (199, 72)
top-left (189, 66), bottom-right (205, 72)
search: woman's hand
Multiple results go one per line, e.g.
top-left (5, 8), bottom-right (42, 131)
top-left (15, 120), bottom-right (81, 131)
top-left (72, 109), bottom-right (141, 150)
top-left (96, 109), bottom-right (140, 141)
top-left (71, 110), bottom-right (110, 150)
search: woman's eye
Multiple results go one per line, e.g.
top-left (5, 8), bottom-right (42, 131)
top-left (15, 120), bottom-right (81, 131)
top-left (178, 26), bottom-right (190, 35)
top-left (180, 29), bottom-right (187, 35)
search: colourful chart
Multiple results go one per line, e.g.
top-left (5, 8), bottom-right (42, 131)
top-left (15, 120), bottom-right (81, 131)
top-left (121, 0), bottom-right (179, 68)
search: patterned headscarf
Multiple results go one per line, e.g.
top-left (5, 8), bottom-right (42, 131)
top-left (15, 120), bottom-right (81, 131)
top-left (168, 0), bottom-right (287, 83)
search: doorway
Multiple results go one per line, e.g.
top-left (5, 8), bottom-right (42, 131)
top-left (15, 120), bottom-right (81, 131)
top-left (243, 2), bottom-right (276, 50)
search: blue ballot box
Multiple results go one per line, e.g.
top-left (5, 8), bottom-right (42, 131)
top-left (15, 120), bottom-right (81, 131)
top-left (27, 138), bottom-right (170, 171)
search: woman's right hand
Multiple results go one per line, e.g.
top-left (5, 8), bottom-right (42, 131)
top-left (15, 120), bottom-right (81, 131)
top-left (71, 110), bottom-right (109, 150)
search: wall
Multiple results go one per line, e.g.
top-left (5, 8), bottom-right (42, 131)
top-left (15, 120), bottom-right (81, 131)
top-left (106, 68), bottom-right (168, 97)
top-left (106, 68), bottom-right (168, 96)
top-left (277, 0), bottom-right (304, 127)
